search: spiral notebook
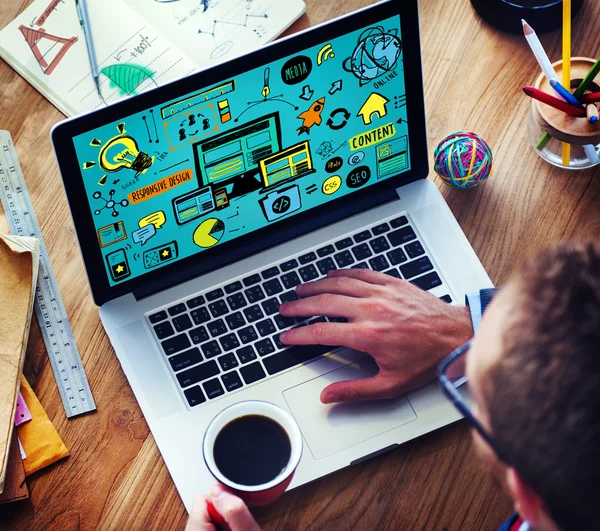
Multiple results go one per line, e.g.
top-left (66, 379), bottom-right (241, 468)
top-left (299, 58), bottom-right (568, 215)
top-left (0, 0), bottom-right (306, 117)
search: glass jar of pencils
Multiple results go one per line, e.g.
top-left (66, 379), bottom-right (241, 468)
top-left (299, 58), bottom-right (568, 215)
top-left (528, 57), bottom-right (600, 169)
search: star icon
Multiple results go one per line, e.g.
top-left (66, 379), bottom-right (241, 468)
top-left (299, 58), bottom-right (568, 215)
top-left (162, 249), bottom-right (170, 258)
top-left (116, 265), bottom-right (125, 273)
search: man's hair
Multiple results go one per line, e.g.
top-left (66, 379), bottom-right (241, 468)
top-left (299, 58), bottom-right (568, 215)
top-left (486, 241), bottom-right (600, 531)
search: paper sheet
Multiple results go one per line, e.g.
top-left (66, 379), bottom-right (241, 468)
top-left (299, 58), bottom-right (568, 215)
top-left (0, 0), bottom-right (199, 116)
top-left (0, 235), bottom-right (39, 493)
top-left (124, 0), bottom-right (306, 70)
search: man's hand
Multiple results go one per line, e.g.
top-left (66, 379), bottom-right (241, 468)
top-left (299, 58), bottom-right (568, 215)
top-left (279, 269), bottom-right (473, 404)
top-left (185, 485), bottom-right (261, 531)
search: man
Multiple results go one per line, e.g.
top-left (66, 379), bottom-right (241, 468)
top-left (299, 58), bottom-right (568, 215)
top-left (187, 242), bottom-right (600, 531)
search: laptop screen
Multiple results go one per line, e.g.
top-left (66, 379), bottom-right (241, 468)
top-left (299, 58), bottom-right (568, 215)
top-left (72, 14), bottom-right (410, 287)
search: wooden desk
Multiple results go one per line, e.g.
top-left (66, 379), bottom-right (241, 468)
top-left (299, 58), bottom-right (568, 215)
top-left (1, 0), bottom-right (598, 529)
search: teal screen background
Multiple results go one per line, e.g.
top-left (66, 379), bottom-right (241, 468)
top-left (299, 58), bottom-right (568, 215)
top-left (73, 15), bottom-right (410, 286)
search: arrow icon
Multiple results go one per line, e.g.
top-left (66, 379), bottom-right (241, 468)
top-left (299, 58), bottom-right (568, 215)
top-left (329, 80), bottom-right (343, 95)
top-left (300, 85), bottom-right (314, 101)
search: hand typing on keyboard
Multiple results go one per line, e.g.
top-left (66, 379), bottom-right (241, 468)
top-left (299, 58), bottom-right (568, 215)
top-left (279, 268), bottom-right (473, 404)
top-left (186, 485), bottom-right (260, 531)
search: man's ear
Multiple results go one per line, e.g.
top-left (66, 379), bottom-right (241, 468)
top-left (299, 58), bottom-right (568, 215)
top-left (505, 467), bottom-right (543, 526)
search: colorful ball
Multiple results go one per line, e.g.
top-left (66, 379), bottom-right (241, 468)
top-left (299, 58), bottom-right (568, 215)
top-left (433, 132), bottom-right (494, 189)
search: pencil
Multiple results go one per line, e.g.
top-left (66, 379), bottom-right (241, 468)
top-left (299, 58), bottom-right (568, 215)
top-left (549, 79), bottom-right (582, 108)
top-left (574, 58), bottom-right (600, 100)
top-left (523, 87), bottom-right (587, 117)
top-left (522, 20), bottom-right (557, 83)
top-left (581, 92), bottom-right (600, 104)
top-left (562, 0), bottom-right (572, 166)
top-left (586, 104), bottom-right (599, 123)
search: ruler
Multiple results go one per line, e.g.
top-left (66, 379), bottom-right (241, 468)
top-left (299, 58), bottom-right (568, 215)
top-left (0, 131), bottom-right (96, 418)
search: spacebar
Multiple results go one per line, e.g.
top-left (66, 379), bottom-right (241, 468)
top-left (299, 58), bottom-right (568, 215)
top-left (263, 344), bottom-right (337, 375)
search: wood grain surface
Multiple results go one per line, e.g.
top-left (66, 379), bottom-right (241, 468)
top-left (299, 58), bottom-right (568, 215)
top-left (1, 0), bottom-right (598, 529)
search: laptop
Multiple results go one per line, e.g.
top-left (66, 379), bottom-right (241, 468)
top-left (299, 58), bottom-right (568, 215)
top-left (52, 0), bottom-right (492, 511)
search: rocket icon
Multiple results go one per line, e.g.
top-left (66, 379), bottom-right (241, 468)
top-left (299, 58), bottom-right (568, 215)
top-left (297, 97), bottom-right (325, 135)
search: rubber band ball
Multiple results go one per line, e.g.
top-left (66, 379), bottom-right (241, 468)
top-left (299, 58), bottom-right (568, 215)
top-left (433, 132), bottom-right (494, 189)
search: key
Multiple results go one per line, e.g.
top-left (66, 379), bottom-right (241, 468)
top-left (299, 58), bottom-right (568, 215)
top-left (280, 259), bottom-right (298, 272)
top-left (173, 314), bottom-right (193, 333)
top-left (440, 295), bottom-right (453, 304)
top-left (264, 278), bottom-right (284, 296)
top-left (354, 230), bottom-right (371, 243)
top-left (186, 296), bottom-right (205, 309)
top-left (334, 250), bottom-right (355, 268)
top-left (219, 333), bottom-right (240, 352)
top-left (387, 248), bottom-right (408, 266)
top-left (372, 222), bottom-right (390, 235)
top-left (189, 326), bottom-right (209, 345)
top-left (153, 321), bottom-right (174, 340)
top-left (262, 297), bottom-right (281, 315)
top-left (168, 303), bottom-right (186, 317)
top-left (162, 334), bottom-right (191, 356)
top-left (208, 319), bottom-right (227, 337)
top-left (238, 325), bottom-right (258, 344)
top-left (299, 264), bottom-right (319, 282)
top-left (384, 269), bottom-right (402, 279)
top-left (400, 257), bottom-right (434, 280)
top-left (227, 292), bottom-right (247, 311)
top-left (169, 348), bottom-right (203, 372)
top-left (369, 255), bottom-right (390, 272)
top-left (370, 236), bottom-right (390, 254)
top-left (243, 274), bottom-right (261, 287)
top-left (255, 338), bottom-right (276, 357)
top-left (224, 281), bottom-right (243, 294)
top-left (263, 344), bottom-right (335, 375)
top-left (335, 237), bottom-right (354, 250)
top-left (411, 272), bottom-right (442, 291)
top-left (191, 307), bottom-right (211, 325)
top-left (388, 226), bottom-right (417, 247)
top-left (317, 257), bottom-right (336, 275)
top-left (206, 288), bottom-right (224, 302)
top-left (149, 310), bottom-right (168, 324)
top-left (352, 243), bottom-right (372, 261)
top-left (256, 318), bottom-right (276, 337)
top-left (184, 386), bottom-right (206, 407)
top-left (236, 346), bottom-right (257, 364)
top-left (222, 372), bottom-right (243, 392)
top-left (245, 285), bottom-right (266, 304)
top-left (218, 353), bottom-right (239, 371)
top-left (280, 291), bottom-right (299, 304)
top-left (352, 262), bottom-right (369, 269)
top-left (201, 340), bottom-right (222, 359)
top-left (390, 216), bottom-right (408, 228)
top-left (274, 314), bottom-right (295, 330)
top-left (298, 252), bottom-right (316, 265)
top-left (226, 312), bottom-right (246, 330)
top-left (209, 299), bottom-right (228, 318)
top-left (405, 241), bottom-right (426, 259)
top-left (317, 245), bottom-right (335, 257)
top-left (177, 360), bottom-right (220, 388)
top-left (281, 272), bottom-right (301, 289)
top-left (262, 267), bottom-right (280, 279)
top-left (244, 305), bottom-right (264, 322)
top-left (203, 378), bottom-right (225, 399)
top-left (240, 362), bottom-right (266, 384)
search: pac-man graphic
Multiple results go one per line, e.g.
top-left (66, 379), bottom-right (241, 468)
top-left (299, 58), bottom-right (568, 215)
top-left (297, 97), bottom-right (325, 135)
top-left (193, 218), bottom-right (225, 248)
top-left (317, 44), bottom-right (335, 66)
top-left (357, 92), bottom-right (390, 125)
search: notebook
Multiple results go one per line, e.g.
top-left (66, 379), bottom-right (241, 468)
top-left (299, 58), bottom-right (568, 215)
top-left (0, 235), bottom-right (40, 494)
top-left (0, 0), bottom-right (306, 117)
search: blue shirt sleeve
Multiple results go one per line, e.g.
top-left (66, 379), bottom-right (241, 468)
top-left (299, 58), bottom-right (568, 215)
top-left (465, 288), bottom-right (499, 333)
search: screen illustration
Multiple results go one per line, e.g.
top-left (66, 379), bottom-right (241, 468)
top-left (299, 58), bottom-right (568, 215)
top-left (73, 16), bottom-right (410, 286)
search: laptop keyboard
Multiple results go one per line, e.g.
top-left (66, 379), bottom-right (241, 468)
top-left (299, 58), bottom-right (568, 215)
top-left (147, 214), bottom-right (453, 409)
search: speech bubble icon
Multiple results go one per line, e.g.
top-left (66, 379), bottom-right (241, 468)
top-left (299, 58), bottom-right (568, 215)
top-left (139, 210), bottom-right (166, 230)
top-left (132, 224), bottom-right (157, 246)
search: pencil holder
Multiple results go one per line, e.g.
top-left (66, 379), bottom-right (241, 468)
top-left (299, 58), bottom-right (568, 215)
top-left (528, 57), bottom-right (600, 170)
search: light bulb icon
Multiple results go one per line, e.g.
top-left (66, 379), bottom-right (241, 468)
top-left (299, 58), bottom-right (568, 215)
top-left (99, 135), bottom-right (154, 176)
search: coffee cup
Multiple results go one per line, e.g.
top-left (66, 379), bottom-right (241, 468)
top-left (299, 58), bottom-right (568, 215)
top-left (203, 401), bottom-right (303, 507)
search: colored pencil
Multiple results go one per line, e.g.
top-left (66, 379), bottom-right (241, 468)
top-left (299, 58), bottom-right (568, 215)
top-left (523, 87), bottom-right (586, 116)
top-left (581, 92), bottom-right (600, 104)
top-left (583, 144), bottom-right (600, 164)
top-left (562, 0), bottom-right (572, 166)
top-left (574, 58), bottom-right (600, 100)
top-left (522, 20), bottom-right (557, 83)
top-left (550, 79), bottom-right (581, 108)
top-left (587, 104), bottom-right (599, 123)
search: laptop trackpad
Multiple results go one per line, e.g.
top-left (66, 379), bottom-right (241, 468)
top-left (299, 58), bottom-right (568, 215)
top-left (283, 357), bottom-right (417, 460)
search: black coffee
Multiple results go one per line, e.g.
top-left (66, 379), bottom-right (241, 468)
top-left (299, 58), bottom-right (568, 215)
top-left (213, 415), bottom-right (292, 487)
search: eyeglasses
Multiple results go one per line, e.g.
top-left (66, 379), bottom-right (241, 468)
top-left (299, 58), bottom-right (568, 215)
top-left (437, 340), bottom-right (509, 464)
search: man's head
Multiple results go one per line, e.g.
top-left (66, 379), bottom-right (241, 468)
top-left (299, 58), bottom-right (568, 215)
top-left (467, 242), bottom-right (600, 531)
